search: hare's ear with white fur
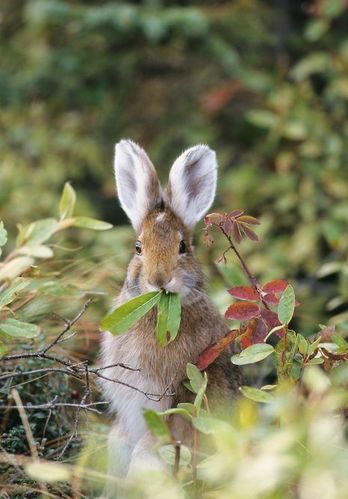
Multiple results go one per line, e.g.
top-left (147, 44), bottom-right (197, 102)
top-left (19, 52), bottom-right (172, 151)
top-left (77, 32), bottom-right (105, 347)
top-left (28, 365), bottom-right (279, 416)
top-left (165, 145), bottom-right (217, 229)
top-left (114, 140), bottom-right (162, 232)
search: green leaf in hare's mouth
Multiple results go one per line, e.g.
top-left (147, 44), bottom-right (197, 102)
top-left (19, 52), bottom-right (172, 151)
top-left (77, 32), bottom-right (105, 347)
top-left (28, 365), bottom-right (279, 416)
top-left (156, 291), bottom-right (181, 347)
top-left (101, 290), bottom-right (181, 346)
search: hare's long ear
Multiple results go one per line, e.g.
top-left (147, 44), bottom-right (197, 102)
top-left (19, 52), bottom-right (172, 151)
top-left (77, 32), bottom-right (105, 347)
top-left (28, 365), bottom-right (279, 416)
top-left (165, 145), bottom-right (217, 229)
top-left (114, 140), bottom-right (162, 232)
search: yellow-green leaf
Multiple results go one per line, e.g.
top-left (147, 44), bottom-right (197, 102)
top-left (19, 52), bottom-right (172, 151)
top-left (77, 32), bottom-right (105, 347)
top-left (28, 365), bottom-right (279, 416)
top-left (159, 444), bottom-right (191, 467)
top-left (0, 221), bottom-right (7, 257)
top-left (143, 409), bottom-right (171, 442)
top-left (17, 245), bottom-right (54, 259)
top-left (0, 257), bottom-right (34, 281)
top-left (278, 284), bottom-right (295, 325)
top-left (59, 182), bottom-right (76, 220)
top-left (0, 278), bottom-right (30, 311)
top-left (156, 292), bottom-right (181, 346)
top-left (231, 343), bottom-right (274, 365)
top-left (186, 363), bottom-right (204, 394)
top-left (25, 218), bottom-right (58, 246)
top-left (101, 291), bottom-right (162, 335)
top-left (0, 318), bottom-right (41, 338)
top-left (69, 216), bottom-right (113, 231)
top-left (240, 385), bottom-right (274, 403)
top-left (25, 461), bottom-right (71, 483)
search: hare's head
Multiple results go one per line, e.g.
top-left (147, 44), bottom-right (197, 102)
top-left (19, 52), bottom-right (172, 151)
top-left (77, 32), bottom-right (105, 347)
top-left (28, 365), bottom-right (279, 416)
top-left (115, 140), bottom-right (217, 303)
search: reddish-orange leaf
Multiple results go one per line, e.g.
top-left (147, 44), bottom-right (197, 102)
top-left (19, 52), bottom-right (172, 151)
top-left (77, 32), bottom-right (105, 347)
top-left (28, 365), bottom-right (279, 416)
top-left (262, 279), bottom-right (288, 294)
top-left (240, 318), bottom-right (268, 349)
top-left (225, 301), bottom-right (260, 321)
top-left (228, 286), bottom-right (259, 301)
top-left (239, 318), bottom-right (257, 349)
top-left (238, 215), bottom-right (260, 225)
top-left (196, 329), bottom-right (241, 371)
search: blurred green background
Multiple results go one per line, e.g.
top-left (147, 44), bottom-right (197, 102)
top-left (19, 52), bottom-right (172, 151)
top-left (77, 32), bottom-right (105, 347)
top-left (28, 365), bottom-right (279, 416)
top-left (1, 0), bottom-right (348, 336)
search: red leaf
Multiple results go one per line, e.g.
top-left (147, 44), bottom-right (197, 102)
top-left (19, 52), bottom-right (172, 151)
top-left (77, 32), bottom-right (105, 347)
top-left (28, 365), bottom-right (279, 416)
top-left (240, 318), bottom-right (268, 349)
top-left (242, 225), bottom-right (259, 241)
top-left (260, 309), bottom-right (285, 337)
top-left (223, 217), bottom-right (232, 234)
top-left (262, 293), bottom-right (280, 304)
top-left (228, 286), bottom-right (259, 301)
top-left (232, 222), bottom-right (243, 243)
top-left (228, 209), bottom-right (244, 219)
top-left (262, 279), bottom-right (288, 294)
top-left (196, 329), bottom-right (241, 371)
top-left (225, 301), bottom-right (260, 321)
top-left (318, 325), bottom-right (335, 341)
top-left (238, 215), bottom-right (260, 225)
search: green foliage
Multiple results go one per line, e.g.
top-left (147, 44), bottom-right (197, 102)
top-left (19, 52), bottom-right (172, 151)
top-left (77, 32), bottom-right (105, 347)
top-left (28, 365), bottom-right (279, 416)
top-left (101, 290), bottom-right (182, 345)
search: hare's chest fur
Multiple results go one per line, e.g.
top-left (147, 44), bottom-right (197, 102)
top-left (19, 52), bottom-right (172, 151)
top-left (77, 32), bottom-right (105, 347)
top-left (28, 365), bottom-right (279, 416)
top-left (100, 331), bottom-right (173, 443)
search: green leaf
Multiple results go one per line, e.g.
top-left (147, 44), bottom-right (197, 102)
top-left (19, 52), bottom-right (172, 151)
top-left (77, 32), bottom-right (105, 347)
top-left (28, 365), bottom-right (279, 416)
top-left (278, 284), bottom-right (295, 325)
top-left (101, 291), bottom-right (162, 335)
top-left (156, 292), bottom-right (181, 346)
top-left (0, 221), bottom-right (8, 257)
top-left (158, 444), bottom-right (191, 467)
top-left (231, 343), bottom-right (274, 365)
top-left (192, 417), bottom-right (228, 435)
top-left (158, 407), bottom-right (192, 421)
top-left (186, 363), bottom-right (204, 394)
top-left (0, 318), bottom-right (41, 338)
top-left (332, 334), bottom-right (348, 352)
top-left (246, 110), bottom-right (278, 129)
top-left (59, 182), bottom-right (76, 220)
top-left (0, 278), bottom-right (30, 311)
top-left (194, 371), bottom-right (208, 411)
top-left (17, 245), bottom-right (54, 259)
top-left (143, 409), bottom-right (171, 442)
top-left (0, 341), bottom-right (8, 357)
top-left (307, 335), bottom-right (322, 355)
top-left (0, 257), bottom-right (34, 281)
top-left (298, 334), bottom-right (309, 355)
top-left (291, 52), bottom-right (331, 81)
top-left (25, 461), bottom-right (71, 483)
top-left (69, 216), bottom-right (113, 231)
top-left (25, 218), bottom-right (58, 246)
top-left (240, 386), bottom-right (274, 404)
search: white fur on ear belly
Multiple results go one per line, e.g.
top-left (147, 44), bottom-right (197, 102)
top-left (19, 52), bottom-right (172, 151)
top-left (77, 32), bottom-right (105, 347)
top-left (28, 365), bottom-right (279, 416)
top-left (114, 140), bottom-right (162, 232)
top-left (166, 145), bottom-right (217, 229)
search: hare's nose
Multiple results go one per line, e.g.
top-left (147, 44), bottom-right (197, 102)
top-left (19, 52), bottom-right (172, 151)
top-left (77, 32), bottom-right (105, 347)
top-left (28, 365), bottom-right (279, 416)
top-left (149, 272), bottom-right (169, 289)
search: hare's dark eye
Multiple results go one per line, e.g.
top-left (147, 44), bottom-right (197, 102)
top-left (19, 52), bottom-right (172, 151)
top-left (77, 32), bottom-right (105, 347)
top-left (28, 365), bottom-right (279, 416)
top-left (179, 240), bottom-right (186, 254)
top-left (135, 240), bottom-right (142, 255)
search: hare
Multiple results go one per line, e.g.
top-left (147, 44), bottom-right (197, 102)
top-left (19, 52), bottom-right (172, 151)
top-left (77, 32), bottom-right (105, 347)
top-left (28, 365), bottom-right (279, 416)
top-left (100, 140), bottom-right (242, 483)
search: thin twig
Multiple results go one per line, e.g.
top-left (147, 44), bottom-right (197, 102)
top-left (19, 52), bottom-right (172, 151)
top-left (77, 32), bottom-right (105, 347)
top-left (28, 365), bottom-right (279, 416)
top-left (42, 298), bottom-right (93, 354)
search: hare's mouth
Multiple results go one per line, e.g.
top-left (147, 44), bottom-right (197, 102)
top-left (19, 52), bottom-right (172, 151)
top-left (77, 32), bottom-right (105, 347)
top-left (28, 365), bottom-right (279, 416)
top-left (146, 277), bottom-right (186, 296)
